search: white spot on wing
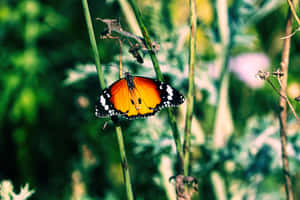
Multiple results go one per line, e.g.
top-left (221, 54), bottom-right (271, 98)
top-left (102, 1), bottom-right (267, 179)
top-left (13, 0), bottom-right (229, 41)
top-left (166, 85), bottom-right (174, 101)
top-left (100, 95), bottom-right (106, 106)
top-left (166, 85), bottom-right (173, 96)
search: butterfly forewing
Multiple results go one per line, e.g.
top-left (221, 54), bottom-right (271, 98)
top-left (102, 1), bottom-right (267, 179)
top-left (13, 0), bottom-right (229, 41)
top-left (154, 80), bottom-right (185, 110)
top-left (95, 87), bottom-right (121, 117)
top-left (110, 79), bottom-right (130, 114)
top-left (133, 77), bottom-right (161, 109)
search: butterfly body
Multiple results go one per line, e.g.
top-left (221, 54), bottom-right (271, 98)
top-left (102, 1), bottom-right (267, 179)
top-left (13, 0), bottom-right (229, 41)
top-left (95, 72), bottom-right (184, 119)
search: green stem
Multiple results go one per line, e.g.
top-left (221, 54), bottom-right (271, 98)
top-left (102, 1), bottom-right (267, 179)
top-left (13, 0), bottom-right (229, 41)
top-left (117, 0), bottom-right (142, 36)
top-left (167, 108), bottom-right (184, 170)
top-left (287, 0), bottom-right (300, 26)
top-left (115, 126), bottom-right (134, 200)
top-left (183, 0), bottom-right (196, 176)
top-left (127, 0), bottom-right (163, 81)
top-left (82, 1), bottom-right (134, 199)
top-left (82, 0), bottom-right (105, 89)
top-left (127, 0), bottom-right (184, 172)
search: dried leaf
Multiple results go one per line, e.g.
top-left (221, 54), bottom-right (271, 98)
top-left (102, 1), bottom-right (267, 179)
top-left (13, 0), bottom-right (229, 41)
top-left (96, 18), bottom-right (160, 64)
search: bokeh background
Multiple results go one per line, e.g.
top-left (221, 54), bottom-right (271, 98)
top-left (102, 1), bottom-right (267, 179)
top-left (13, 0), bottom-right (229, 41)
top-left (1, 0), bottom-right (300, 199)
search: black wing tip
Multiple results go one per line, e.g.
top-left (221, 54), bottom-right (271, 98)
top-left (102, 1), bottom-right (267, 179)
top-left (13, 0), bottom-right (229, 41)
top-left (122, 111), bottom-right (158, 120)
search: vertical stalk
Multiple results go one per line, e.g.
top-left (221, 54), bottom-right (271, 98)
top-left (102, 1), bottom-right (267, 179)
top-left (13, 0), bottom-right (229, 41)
top-left (183, 0), bottom-right (196, 176)
top-left (127, 0), bottom-right (163, 80)
top-left (127, 0), bottom-right (184, 172)
top-left (118, 0), bottom-right (142, 36)
top-left (82, 0), bottom-right (105, 89)
top-left (115, 126), bottom-right (134, 200)
top-left (279, 4), bottom-right (294, 200)
top-left (82, 1), bottom-right (134, 199)
top-left (213, 0), bottom-right (233, 148)
top-left (210, 0), bottom-right (231, 199)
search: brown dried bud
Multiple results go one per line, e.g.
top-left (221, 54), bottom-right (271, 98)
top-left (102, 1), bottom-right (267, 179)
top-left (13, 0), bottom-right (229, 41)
top-left (169, 174), bottom-right (198, 200)
top-left (256, 70), bottom-right (270, 80)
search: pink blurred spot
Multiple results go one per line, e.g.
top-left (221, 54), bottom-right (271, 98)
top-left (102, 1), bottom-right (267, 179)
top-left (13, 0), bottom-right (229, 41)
top-left (229, 53), bottom-right (270, 88)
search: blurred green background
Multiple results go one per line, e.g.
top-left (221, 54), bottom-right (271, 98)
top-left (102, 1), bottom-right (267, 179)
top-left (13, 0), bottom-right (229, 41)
top-left (1, 0), bottom-right (300, 199)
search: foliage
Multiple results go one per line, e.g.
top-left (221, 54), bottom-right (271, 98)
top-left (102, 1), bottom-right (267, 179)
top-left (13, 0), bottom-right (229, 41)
top-left (1, 0), bottom-right (300, 199)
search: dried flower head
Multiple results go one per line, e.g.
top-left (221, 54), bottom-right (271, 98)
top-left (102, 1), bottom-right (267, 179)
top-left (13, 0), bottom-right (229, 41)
top-left (169, 175), bottom-right (198, 200)
top-left (256, 70), bottom-right (270, 80)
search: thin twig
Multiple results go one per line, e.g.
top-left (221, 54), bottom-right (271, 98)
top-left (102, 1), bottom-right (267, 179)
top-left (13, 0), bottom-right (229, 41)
top-left (101, 34), bottom-right (124, 77)
top-left (278, 4), bottom-right (294, 199)
top-left (281, 0), bottom-right (300, 39)
top-left (82, 1), bottom-right (134, 199)
top-left (127, 0), bottom-right (185, 173)
top-left (276, 76), bottom-right (300, 123)
top-left (280, 27), bottom-right (300, 39)
top-left (183, 0), bottom-right (196, 177)
top-left (264, 78), bottom-right (300, 123)
top-left (110, 36), bottom-right (124, 78)
top-left (97, 18), bottom-right (160, 53)
top-left (287, 0), bottom-right (300, 26)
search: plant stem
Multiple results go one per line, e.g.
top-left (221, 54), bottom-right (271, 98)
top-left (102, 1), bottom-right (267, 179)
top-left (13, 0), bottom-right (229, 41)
top-left (82, 1), bottom-right (134, 199)
top-left (279, 4), bottom-right (294, 200)
top-left (127, 0), bottom-right (184, 172)
top-left (118, 0), bottom-right (142, 36)
top-left (115, 126), bottom-right (134, 200)
top-left (167, 108), bottom-right (184, 171)
top-left (183, 0), bottom-right (196, 176)
top-left (287, 0), bottom-right (300, 26)
top-left (127, 0), bottom-right (163, 81)
top-left (82, 0), bottom-right (105, 89)
top-left (265, 78), bottom-right (300, 122)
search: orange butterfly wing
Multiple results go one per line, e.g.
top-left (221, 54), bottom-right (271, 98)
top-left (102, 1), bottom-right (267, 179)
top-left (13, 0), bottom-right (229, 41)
top-left (95, 73), bottom-right (184, 119)
top-left (133, 77), bottom-right (161, 110)
top-left (109, 77), bottom-right (162, 118)
top-left (109, 79), bottom-right (130, 114)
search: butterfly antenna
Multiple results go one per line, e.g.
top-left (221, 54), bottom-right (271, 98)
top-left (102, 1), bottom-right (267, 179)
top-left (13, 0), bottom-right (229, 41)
top-left (102, 120), bottom-right (109, 130)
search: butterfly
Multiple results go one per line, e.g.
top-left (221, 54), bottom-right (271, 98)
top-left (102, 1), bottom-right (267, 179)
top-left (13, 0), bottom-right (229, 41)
top-left (95, 72), bottom-right (185, 119)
